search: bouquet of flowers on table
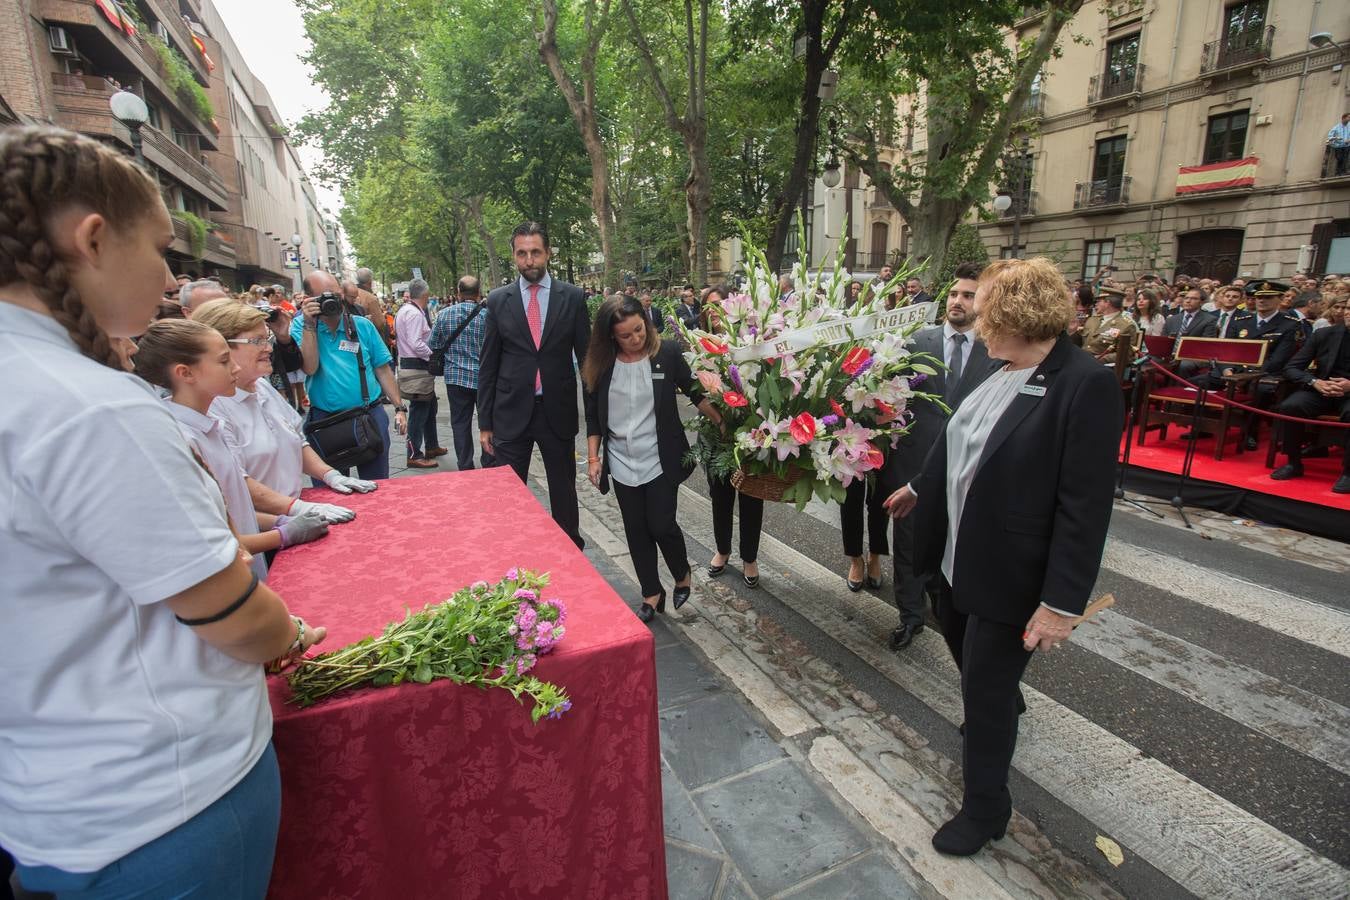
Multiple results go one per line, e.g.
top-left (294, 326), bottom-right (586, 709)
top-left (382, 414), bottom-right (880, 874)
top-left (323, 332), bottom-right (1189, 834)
top-left (286, 568), bottom-right (571, 723)
top-left (676, 242), bottom-right (944, 508)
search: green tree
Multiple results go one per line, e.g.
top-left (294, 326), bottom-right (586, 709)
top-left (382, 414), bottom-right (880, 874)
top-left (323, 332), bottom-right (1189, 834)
top-left (930, 223), bottom-right (990, 291)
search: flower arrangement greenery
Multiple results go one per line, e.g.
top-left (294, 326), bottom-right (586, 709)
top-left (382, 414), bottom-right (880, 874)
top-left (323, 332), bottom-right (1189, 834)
top-left (286, 569), bottom-right (572, 723)
top-left (172, 210), bottom-right (211, 260)
top-left (675, 241), bottom-right (944, 508)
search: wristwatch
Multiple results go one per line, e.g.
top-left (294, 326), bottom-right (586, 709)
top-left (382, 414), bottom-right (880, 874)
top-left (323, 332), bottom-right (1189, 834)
top-left (393, 403), bottom-right (408, 413)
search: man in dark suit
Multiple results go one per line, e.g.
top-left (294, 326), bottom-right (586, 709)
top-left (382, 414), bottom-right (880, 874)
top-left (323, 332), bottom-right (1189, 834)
top-left (1163, 286), bottom-right (1219, 340)
top-left (1270, 305), bottom-right (1350, 493)
top-left (639, 290), bottom-right (664, 332)
top-left (879, 263), bottom-right (1000, 655)
top-left (478, 222), bottom-right (591, 548)
top-left (1223, 281), bottom-right (1303, 450)
top-left (674, 285), bottom-right (699, 330)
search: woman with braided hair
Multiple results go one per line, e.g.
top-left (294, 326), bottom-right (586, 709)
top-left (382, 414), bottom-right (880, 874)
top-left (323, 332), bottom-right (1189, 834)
top-left (0, 125), bottom-right (326, 897)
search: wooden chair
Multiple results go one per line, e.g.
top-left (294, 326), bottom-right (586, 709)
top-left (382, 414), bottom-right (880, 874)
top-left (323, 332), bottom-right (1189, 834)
top-left (1137, 336), bottom-right (1268, 460)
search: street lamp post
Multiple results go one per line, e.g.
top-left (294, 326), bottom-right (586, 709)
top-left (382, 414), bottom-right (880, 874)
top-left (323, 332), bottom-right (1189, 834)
top-left (108, 90), bottom-right (149, 166)
top-left (290, 232), bottom-right (304, 294)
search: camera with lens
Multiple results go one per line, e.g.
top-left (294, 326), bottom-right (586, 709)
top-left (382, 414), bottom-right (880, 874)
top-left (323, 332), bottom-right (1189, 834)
top-left (317, 291), bottom-right (344, 317)
top-left (265, 306), bottom-right (281, 323)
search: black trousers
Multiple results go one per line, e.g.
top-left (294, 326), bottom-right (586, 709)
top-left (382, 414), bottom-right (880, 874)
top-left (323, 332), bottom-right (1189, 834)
top-left (492, 400), bottom-right (583, 549)
top-left (840, 477), bottom-right (889, 557)
top-left (405, 393), bottom-right (439, 457)
top-left (1241, 381), bottom-right (1278, 441)
top-left (613, 473), bottom-right (690, 598)
top-left (889, 507), bottom-right (926, 629)
top-left (447, 384), bottom-right (491, 470)
top-left (1278, 388), bottom-right (1350, 472)
top-left (960, 614), bottom-right (1034, 824)
top-left (708, 470), bottom-right (763, 562)
top-left (927, 575), bottom-right (966, 671)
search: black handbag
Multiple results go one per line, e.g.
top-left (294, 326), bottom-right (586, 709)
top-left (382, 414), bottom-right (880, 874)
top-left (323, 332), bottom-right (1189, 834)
top-left (305, 316), bottom-right (385, 469)
top-left (428, 301), bottom-right (486, 377)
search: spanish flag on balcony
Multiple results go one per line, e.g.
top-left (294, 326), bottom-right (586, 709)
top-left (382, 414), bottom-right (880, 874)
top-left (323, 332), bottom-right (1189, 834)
top-left (191, 34), bottom-right (216, 72)
top-left (1175, 156), bottom-right (1258, 195)
top-left (94, 0), bottom-right (136, 36)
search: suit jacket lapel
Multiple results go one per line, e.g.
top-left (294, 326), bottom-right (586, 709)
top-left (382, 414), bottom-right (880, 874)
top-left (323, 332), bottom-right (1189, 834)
top-left (954, 340), bottom-right (995, 403)
top-left (973, 336), bottom-right (1072, 479)
top-left (502, 283), bottom-right (530, 345)
top-left (539, 279), bottom-right (564, 346)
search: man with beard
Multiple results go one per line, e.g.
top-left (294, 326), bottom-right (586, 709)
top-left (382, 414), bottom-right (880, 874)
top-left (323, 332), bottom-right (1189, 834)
top-left (478, 222), bottom-right (591, 549)
top-left (879, 262), bottom-right (1000, 658)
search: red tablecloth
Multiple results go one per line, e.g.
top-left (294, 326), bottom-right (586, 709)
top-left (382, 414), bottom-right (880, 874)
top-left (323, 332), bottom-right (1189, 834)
top-left (265, 468), bottom-right (666, 899)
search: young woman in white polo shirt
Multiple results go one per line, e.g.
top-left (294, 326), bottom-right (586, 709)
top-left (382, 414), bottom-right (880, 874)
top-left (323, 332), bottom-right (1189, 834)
top-left (132, 319), bottom-right (333, 575)
top-left (190, 298), bottom-right (378, 500)
top-left (0, 126), bottom-right (327, 897)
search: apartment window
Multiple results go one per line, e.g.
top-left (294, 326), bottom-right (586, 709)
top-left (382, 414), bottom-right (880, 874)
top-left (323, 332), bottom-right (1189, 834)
top-left (1103, 33), bottom-right (1140, 96)
top-left (1223, 1), bottom-right (1267, 53)
top-left (145, 103), bottom-right (162, 130)
top-left (1083, 239), bottom-right (1115, 280)
top-left (237, 161), bottom-right (247, 198)
top-left (1204, 110), bottom-right (1249, 164)
top-left (1092, 135), bottom-right (1128, 202)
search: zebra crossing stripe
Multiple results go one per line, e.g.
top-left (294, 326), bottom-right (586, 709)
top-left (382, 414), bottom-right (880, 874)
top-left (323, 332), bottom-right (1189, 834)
top-left (677, 484), bottom-right (1350, 900)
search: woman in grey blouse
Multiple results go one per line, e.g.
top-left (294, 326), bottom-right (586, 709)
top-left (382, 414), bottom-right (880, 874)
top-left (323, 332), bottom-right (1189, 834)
top-left (886, 258), bottom-right (1123, 857)
top-left (582, 297), bottom-right (723, 623)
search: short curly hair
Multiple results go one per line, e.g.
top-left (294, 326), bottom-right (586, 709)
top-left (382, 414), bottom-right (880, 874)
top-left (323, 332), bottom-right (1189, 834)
top-left (976, 258), bottom-right (1073, 344)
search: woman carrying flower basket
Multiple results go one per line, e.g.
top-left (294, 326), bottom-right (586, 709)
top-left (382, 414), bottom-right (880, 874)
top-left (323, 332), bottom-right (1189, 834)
top-left (699, 286), bottom-right (765, 587)
top-left (582, 296), bottom-right (724, 623)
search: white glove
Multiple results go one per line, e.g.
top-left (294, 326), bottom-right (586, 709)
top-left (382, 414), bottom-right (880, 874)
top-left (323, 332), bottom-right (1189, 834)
top-left (289, 497), bottom-right (355, 524)
top-left (322, 469), bottom-right (377, 494)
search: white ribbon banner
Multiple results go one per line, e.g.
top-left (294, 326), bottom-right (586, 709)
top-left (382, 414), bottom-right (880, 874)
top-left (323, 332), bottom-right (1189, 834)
top-left (727, 300), bottom-right (939, 363)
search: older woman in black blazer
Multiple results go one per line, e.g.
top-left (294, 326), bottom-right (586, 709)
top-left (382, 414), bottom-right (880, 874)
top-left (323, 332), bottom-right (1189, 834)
top-left (887, 258), bottom-right (1122, 856)
top-left (583, 296), bottom-right (723, 623)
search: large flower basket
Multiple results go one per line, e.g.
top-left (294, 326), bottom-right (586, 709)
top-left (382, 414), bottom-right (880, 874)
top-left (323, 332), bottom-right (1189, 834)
top-left (676, 235), bottom-right (946, 509)
top-left (730, 466), bottom-right (806, 502)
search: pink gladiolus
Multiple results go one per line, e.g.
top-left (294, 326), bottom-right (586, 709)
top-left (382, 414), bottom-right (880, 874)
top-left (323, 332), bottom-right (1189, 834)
top-left (789, 412), bottom-right (817, 444)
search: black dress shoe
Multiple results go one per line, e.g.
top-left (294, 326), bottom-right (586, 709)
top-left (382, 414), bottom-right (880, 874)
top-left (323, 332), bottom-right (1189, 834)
top-left (931, 812), bottom-right (1009, 856)
top-left (866, 574), bottom-right (883, 589)
top-left (743, 573), bottom-right (760, 589)
top-left (1270, 463), bottom-right (1304, 481)
top-left (672, 583), bottom-right (691, 610)
top-left (1179, 430), bottom-right (1211, 441)
top-left (846, 576), bottom-right (863, 592)
top-left (707, 562), bottom-right (727, 577)
top-left (1244, 436), bottom-right (1258, 452)
top-left (1334, 475), bottom-right (1350, 494)
top-left (636, 590), bottom-right (667, 623)
top-left (887, 622), bottom-right (923, 650)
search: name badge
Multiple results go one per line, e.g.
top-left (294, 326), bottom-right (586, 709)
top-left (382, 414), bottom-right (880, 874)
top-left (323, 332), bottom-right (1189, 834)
top-left (652, 372), bottom-right (665, 380)
top-left (1019, 384), bottom-right (1047, 397)
top-left (339, 339), bottom-right (361, 353)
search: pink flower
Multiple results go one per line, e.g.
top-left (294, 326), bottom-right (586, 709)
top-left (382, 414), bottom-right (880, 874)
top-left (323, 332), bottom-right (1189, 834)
top-left (514, 588), bottom-right (538, 601)
top-left (505, 567), bottom-right (519, 580)
top-left (722, 391), bottom-right (748, 408)
top-left (468, 634), bottom-right (478, 645)
top-left (789, 412), bottom-right (817, 444)
top-left (697, 370), bottom-right (724, 393)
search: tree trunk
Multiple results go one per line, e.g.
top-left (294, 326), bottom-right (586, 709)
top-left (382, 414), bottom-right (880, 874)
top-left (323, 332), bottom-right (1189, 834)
top-left (538, 0), bottom-right (617, 288)
top-left (467, 196), bottom-right (502, 287)
top-left (686, 134), bottom-right (712, 286)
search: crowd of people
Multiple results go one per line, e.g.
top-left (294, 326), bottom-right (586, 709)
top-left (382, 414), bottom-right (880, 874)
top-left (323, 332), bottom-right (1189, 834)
top-left (2, 121), bottom-right (1346, 897)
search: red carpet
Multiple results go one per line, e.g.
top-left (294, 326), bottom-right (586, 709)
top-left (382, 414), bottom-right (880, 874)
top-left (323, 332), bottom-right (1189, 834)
top-left (1124, 433), bottom-right (1350, 512)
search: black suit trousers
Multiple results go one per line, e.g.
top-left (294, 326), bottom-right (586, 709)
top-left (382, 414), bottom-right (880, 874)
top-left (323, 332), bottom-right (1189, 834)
top-left (926, 575), bottom-right (965, 670)
top-left (961, 615), bottom-right (1035, 823)
top-left (840, 478), bottom-right (889, 558)
top-left (612, 473), bottom-right (690, 598)
top-left (888, 509), bottom-right (927, 630)
top-left (492, 399), bottom-right (583, 549)
top-left (708, 470), bottom-right (763, 562)
top-left (1278, 389), bottom-right (1350, 472)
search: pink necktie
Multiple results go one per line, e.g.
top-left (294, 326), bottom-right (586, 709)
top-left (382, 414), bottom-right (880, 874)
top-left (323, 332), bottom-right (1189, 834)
top-left (527, 283), bottom-right (543, 391)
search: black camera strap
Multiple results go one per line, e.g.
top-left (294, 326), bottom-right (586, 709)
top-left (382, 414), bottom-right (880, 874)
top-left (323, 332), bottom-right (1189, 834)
top-left (342, 308), bottom-right (372, 408)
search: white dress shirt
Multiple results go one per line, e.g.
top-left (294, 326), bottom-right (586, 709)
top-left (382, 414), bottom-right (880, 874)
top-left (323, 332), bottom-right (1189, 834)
top-left (606, 359), bottom-right (663, 487)
top-left (943, 321), bottom-right (974, 377)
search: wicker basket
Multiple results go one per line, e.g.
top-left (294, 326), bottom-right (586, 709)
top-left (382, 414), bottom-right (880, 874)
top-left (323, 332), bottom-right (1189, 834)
top-left (730, 466), bottom-right (806, 502)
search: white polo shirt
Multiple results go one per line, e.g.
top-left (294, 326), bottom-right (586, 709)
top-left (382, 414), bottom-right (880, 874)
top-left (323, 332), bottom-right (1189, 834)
top-left (0, 303), bottom-right (271, 873)
top-left (165, 400), bottom-right (268, 581)
top-left (213, 379), bottom-right (307, 498)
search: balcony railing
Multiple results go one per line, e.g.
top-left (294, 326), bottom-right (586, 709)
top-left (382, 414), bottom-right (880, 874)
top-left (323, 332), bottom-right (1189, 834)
top-left (1074, 176), bottom-right (1131, 210)
top-left (859, 251), bottom-right (894, 270)
top-left (140, 124), bottom-right (228, 203)
top-left (1088, 64), bottom-right (1145, 105)
top-left (998, 191), bottom-right (1038, 219)
top-left (1201, 25), bottom-right (1274, 75)
top-left (1323, 147), bottom-right (1350, 180)
top-left (1016, 90), bottom-right (1045, 121)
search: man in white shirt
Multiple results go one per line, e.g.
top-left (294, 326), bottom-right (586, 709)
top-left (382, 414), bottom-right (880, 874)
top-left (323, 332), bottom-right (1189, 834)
top-left (1328, 112), bottom-right (1350, 176)
top-left (394, 278), bottom-right (444, 468)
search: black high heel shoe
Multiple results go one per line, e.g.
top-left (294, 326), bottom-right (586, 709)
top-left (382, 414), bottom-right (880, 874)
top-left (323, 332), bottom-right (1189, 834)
top-left (707, 560), bottom-right (727, 577)
top-left (636, 590), bottom-right (667, 624)
top-left (672, 581), bottom-right (692, 610)
top-left (931, 812), bottom-right (1009, 856)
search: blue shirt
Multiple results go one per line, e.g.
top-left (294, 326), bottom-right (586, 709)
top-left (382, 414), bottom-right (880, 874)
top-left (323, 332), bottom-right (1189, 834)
top-left (429, 301), bottom-right (487, 389)
top-left (289, 314), bottom-right (391, 412)
top-left (1329, 121), bottom-right (1350, 148)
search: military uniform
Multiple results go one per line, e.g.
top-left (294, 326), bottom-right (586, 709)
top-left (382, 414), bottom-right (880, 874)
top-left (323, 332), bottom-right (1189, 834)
top-left (1222, 281), bottom-right (1301, 448)
top-left (1081, 310), bottom-right (1138, 359)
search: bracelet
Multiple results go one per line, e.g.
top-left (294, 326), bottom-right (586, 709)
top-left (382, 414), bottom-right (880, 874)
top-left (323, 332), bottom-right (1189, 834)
top-left (288, 616), bottom-right (306, 654)
top-left (587, 456), bottom-right (601, 463)
top-left (175, 571), bottom-right (259, 626)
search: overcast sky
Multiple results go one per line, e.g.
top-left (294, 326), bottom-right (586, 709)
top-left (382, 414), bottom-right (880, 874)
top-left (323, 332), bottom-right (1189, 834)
top-left (213, 0), bottom-right (343, 218)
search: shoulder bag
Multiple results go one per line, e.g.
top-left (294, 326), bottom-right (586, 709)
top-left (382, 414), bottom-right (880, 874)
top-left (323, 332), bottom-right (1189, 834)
top-left (305, 315), bottom-right (385, 469)
top-left (428, 301), bottom-right (487, 377)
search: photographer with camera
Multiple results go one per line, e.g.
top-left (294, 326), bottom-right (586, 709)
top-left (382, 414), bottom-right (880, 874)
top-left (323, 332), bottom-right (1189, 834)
top-left (291, 271), bottom-right (407, 482)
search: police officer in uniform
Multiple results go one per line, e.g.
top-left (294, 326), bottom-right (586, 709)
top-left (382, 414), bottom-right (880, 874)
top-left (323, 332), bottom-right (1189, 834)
top-left (1219, 281), bottom-right (1303, 451)
top-left (1077, 285), bottom-right (1138, 361)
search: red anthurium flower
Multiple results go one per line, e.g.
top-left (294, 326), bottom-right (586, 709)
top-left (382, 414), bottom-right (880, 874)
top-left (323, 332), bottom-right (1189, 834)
top-left (789, 412), bottom-right (817, 444)
top-left (699, 336), bottom-right (729, 355)
top-left (722, 391), bottom-right (748, 408)
top-left (874, 399), bottom-right (897, 423)
top-left (830, 397), bottom-right (846, 419)
top-left (863, 442), bottom-right (885, 470)
top-left (841, 346), bottom-right (872, 375)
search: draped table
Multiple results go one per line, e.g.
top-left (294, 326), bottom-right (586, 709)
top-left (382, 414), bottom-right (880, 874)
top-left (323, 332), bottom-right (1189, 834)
top-left (265, 468), bottom-right (666, 899)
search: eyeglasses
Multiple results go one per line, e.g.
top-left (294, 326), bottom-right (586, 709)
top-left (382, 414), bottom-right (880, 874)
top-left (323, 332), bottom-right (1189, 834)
top-left (227, 337), bottom-right (272, 347)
